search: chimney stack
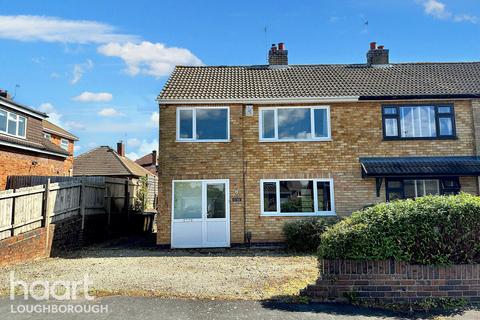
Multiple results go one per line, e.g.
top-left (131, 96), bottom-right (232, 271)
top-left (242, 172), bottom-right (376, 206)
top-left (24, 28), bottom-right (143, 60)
top-left (367, 42), bottom-right (389, 65)
top-left (152, 150), bottom-right (157, 166)
top-left (117, 141), bottom-right (125, 157)
top-left (0, 90), bottom-right (11, 100)
top-left (268, 42), bottom-right (288, 65)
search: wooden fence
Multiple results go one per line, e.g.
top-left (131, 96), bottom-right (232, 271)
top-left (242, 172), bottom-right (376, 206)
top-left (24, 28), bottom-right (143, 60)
top-left (0, 177), bottom-right (134, 241)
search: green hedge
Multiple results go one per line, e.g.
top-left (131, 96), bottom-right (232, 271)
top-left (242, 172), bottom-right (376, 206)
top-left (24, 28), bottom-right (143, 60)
top-left (283, 217), bottom-right (338, 253)
top-left (318, 194), bottom-right (480, 265)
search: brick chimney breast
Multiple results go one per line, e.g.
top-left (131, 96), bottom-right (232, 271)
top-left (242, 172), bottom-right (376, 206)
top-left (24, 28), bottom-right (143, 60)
top-left (117, 141), bottom-right (125, 157)
top-left (367, 42), bottom-right (389, 65)
top-left (268, 42), bottom-right (288, 65)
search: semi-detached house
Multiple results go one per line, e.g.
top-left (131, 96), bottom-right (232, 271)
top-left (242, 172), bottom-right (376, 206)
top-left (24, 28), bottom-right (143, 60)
top-left (156, 42), bottom-right (480, 248)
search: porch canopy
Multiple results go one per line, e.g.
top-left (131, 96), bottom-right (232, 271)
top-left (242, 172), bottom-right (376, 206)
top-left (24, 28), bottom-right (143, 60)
top-left (359, 156), bottom-right (480, 196)
top-left (360, 156), bottom-right (480, 178)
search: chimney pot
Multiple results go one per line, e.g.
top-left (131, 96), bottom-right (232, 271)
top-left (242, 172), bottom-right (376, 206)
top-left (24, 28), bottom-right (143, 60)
top-left (268, 42), bottom-right (288, 66)
top-left (117, 141), bottom-right (125, 157)
top-left (0, 90), bottom-right (11, 99)
top-left (367, 42), bottom-right (389, 65)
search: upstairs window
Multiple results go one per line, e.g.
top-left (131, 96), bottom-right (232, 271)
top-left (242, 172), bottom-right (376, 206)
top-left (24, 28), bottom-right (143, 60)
top-left (176, 107), bottom-right (229, 141)
top-left (259, 106), bottom-right (331, 141)
top-left (260, 179), bottom-right (335, 216)
top-left (0, 108), bottom-right (26, 138)
top-left (60, 138), bottom-right (69, 150)
top-left (43, 132), bottom-right (51, 140)
top-left (383, 105), bottom-right (455, 139)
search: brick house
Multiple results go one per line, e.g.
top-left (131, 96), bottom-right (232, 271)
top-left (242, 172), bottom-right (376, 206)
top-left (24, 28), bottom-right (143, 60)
top-left (156, 42), bottom-right (480, 248)
top-left (0, 92), bottom-right (76, 190)
top-left (42, 120), bottom-right (78, 176)
top-left (135, 150), bottom-right (158, 176)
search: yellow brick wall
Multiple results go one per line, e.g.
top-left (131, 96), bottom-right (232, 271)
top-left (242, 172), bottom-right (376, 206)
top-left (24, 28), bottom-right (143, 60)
top-left (157, 100), bottom-right (478, 245)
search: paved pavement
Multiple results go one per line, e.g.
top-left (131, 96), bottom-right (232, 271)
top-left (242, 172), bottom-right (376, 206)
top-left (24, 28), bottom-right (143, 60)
top-left (1, 296), bottom-right (479, 320)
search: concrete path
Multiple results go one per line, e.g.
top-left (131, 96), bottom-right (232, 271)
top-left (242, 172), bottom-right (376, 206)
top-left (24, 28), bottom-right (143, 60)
top-left (2, 296), bottom-right (479, 320)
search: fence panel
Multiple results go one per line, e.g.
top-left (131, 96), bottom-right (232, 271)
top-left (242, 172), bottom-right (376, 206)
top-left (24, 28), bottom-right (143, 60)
top-left (49, 181), bottom-right (82, 223)
top-left (13, 185), bottom-right (45, 235)
top-left (0, 189), bottom-right (14, 240)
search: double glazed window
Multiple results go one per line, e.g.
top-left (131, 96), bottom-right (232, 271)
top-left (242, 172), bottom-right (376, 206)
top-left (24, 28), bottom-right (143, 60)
top-left (0, 108), bottom-right (26, 138)
top-left (60, 138), bottom-right (69, 150)
top-left (259, 107), bottom-right (330, 141)
top-left (261, 179), bottom-right (334, 216)
top-left (383, 105), bottom-right (455, 139)
top-left (177, 107), bottom-right (229, 141)
top-left (43, 132), bottom-right (51, 140)
top-left (386, 178), bottom-right (460, 201)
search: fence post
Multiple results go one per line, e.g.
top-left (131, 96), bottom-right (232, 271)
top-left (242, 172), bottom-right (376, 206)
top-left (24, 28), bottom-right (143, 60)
top-left (106, 189), bottom-right (111, 226)
top-left (10, 189), bottom-right (16, 237)
top-left (43, 179), bottom-right (51, 250)
top-left (80, 178), bottom-right (86, 230)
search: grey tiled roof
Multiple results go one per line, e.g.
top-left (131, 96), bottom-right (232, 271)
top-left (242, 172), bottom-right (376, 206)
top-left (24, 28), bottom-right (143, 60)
top-left (360, 156), bottom-right (480, 177)
top-left (73, 146), bottom-right (153, 177)
top-left (159, 63), bottom-right (480, 101)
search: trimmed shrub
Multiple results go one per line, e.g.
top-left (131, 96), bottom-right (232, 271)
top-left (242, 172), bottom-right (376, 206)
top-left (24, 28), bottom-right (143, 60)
top-left (318, 194), bottom-right (480, 265)
top-left (283, 217), bottom-right (338, 252)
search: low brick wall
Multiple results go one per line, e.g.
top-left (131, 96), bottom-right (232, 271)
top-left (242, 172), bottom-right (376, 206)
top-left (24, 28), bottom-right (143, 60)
top-left (303, 259), bottom-right (480, 304)
top-left (0, 226), bottom-right (54, 267)
top-left (0, 213), bottom-right (152, 267)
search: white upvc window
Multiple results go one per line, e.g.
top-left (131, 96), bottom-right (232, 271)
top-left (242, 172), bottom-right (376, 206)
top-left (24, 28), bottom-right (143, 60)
top-left (176, 106), bottom-right (230, 142)
top-left (0, 107), bottom-right (27, 139)
top-left (259, 106), bottom-right (331, 141)
top-left (60, 138), bottom-right (69, 150)
top-left (260, 178), bottom-right (335, 216)
top-left (43, 132), bottom-right (51, 140)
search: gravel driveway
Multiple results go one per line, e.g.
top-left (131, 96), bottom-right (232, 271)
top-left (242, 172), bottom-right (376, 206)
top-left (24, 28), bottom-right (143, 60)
top-left (0, 247), bottom-right (317, 300)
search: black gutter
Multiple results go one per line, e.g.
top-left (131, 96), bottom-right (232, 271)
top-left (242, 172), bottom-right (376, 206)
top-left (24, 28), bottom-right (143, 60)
top-left (359, 94), bottom-right (480, 101)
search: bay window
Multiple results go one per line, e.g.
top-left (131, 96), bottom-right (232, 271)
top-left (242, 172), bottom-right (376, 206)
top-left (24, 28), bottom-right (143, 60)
top-left (177, 107), bottom-right (229, 141)
top-left (259, 106), bottom-right (331, 141)
top-left (383, 105), bottom-right (455, 139)
top-left (260, 179), bottom-right (335, 216)
top-left (0, 107), bottom-right (26, 138)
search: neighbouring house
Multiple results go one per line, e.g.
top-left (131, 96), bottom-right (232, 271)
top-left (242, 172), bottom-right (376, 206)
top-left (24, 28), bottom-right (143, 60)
top-left (42, 120), bottom-right (79, 176)
top-left (0, 91), bottom-right (76, 190)
top-left (157, 41), bottom-right (480, 248)
top-left (73, 142), bottom-right (153, 179)
top-left (135, 150), bottom-right (158, 176)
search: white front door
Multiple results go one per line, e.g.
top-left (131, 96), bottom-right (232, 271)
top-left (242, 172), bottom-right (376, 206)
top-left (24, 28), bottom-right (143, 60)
top-left (171, 179), bottom-right (230, 248)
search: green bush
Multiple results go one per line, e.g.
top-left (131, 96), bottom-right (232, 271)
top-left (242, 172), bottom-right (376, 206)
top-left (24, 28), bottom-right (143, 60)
top-left (318, 194), bottom-right (480, 265)
top-left (283, 217), bottom-right (338, 252)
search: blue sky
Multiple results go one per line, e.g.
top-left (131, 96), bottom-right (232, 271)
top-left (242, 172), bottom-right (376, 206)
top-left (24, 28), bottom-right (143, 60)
top-left (0, 0), bottom-right (478, 159)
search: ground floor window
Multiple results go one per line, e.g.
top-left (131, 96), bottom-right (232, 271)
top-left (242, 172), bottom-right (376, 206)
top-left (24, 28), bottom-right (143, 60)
top-left (386, 177), bottom-right (460, 201)
top-left (260, 179), bottom-right (335, 216)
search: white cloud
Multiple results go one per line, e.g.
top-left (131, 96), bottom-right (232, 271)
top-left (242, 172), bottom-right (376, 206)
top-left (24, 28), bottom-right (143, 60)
top-left (0, 15), bottom-right (137, 43)
top-left (65, 121), bottom-right (85, 131)
top-left (97, 41), bottom-right (203, 77)
top-left (125, 138), bottom-right (158, 161)
top-left (72, 91), bottom-right (113, 102)
top-left (71, 59), bottom-right (93, 84)
top-left (98, 108), bottom-right (124, 117)
top-left (148, 111), bottom-right (159, 128)
top-left (38, 102), bottom-right (63, 126)
top-left (420, 1), bottom-right (478, 23)
top-left (125, 152), bottom-right (139, 160)
top-left (74, 145), bottom-right (82, 152)
top-left (127, 138), bottom-right (141, 147)
top-left (423, 0), bottom-right (450, 19)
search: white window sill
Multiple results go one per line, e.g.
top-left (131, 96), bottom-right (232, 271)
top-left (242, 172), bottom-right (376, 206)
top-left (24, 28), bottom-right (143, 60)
top-left (176, 139), bottom-right (231, 143)
top-left (259, 138), bottom-right (332, 143)
top-left (260, 212), bottom-right (336, 217)
top-left (0, 131), bottom-right (27, 140)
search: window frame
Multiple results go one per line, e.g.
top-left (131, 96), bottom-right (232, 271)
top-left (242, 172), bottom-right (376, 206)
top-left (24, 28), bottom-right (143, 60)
top-left (0, 107), bottom-right (27, 139)
top-left (385, 177), bottom-right (460, 201)
top-left (176, 106), bottom-right (230, 142)
top-left (60, 138), bottom-right (69, 150)
top-left (258, 106), bottom-right (331, 142)
top-left (259, 178), bottom-right (335, 216)
top-left (43, 132), bottom-right (51, 140)
top-left (382, 104), bottom-right (456, 140)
